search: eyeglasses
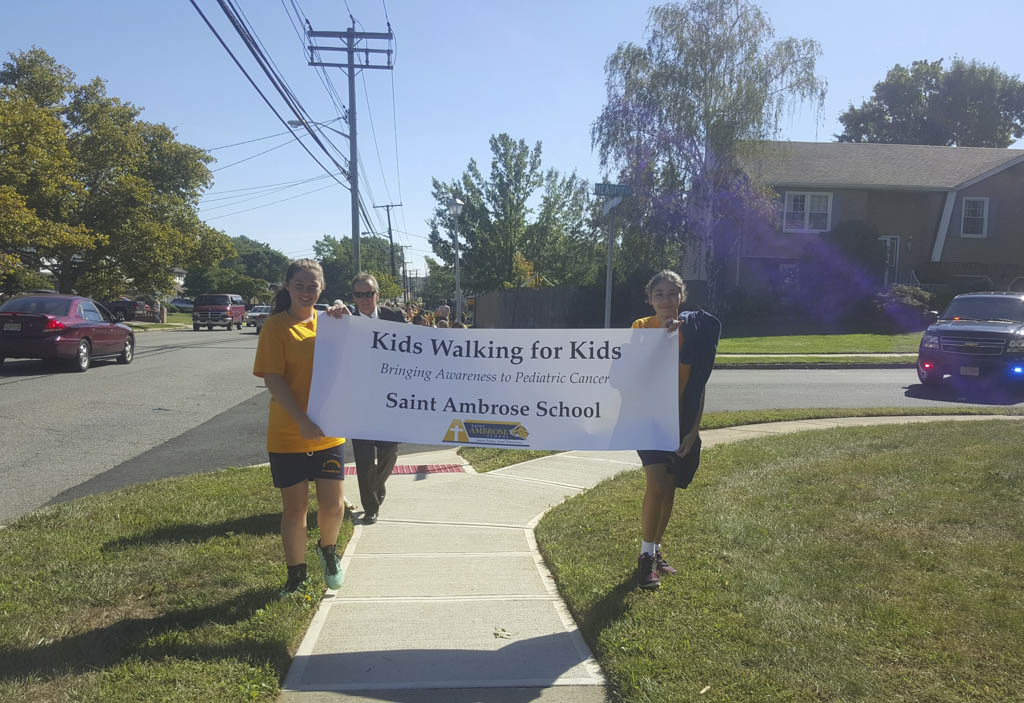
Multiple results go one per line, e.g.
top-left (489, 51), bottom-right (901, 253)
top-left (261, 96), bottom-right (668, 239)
top-left (352, 291), bottom-right (377, 299)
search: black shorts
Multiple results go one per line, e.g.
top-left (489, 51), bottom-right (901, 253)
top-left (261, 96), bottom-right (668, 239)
top-left (269, 444), bottom-right (346, 488)
top-left (637, 437), bottom-right (702, 489)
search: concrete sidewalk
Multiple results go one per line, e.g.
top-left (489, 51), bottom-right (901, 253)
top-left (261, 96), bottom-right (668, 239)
top-left (279, 415), bottom-right (1022, 703)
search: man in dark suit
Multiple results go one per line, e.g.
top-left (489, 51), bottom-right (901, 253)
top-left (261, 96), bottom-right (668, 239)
top-left (348, 272), bottom-right (407, 524)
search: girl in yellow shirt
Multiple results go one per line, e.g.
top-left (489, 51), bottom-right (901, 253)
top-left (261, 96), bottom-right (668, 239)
top-left (630, 270), bottom-right (703, 590)
top-left (253, 259), bottom-right (347, 596)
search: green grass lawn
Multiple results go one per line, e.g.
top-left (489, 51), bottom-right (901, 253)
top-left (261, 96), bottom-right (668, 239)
top-left (457, 407), bottom-right (1024, 472)
top-left (718, 332), bottom-right (923, 354)
top-left (0, 465), bottom-right (351, 703)
top-left (536, 420), bottom-right (1024, 702)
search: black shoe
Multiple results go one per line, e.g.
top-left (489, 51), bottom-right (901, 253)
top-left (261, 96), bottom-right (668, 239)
top-left (279, 564), bottom-right (308, 597)
top-left (654, 551), bottom-right (678, 575)
top-left (363, 512), bottom-right (378, 525)
top-left (637, 553), bottom-right (660, 590)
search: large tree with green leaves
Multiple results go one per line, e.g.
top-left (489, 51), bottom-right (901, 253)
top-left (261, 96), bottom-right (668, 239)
top-left (313, 233), bottom-right (405, 303)
top-left (838, 58), bottom-right (1024, 147)
top-left (593, 0), bottom-right (826, 309)
top-left (427, 133), bottom-right (599, 295)
top-left (0, 48), bottom-right (230, 298)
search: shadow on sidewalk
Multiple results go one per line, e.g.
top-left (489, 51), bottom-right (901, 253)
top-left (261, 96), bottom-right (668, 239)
top-left (290, 631), bottom-right (602, 702)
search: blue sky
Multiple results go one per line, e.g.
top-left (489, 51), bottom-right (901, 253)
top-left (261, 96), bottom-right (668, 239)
top-left (3, 0), bottom-right (1022, 280)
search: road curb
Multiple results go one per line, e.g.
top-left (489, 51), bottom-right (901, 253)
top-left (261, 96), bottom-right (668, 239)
top-left (716, 362), bottom-right (916, 370)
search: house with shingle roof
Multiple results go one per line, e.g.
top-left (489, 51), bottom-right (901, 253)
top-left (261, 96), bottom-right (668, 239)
top-left (738, 141), bottom-right (1024, 293)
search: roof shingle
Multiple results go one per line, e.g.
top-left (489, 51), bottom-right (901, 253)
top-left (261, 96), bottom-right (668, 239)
top-left (741, 141), bottom-right (1024, 190)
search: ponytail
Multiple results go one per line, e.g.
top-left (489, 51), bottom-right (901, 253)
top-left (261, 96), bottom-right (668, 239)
top-left (271, 288), bottom-right (292, 314)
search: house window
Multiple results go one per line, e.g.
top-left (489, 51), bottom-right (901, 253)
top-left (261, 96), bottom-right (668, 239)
top-left (961, 197), bottom-right (988, 237)
top-left (783, 192), bottom-right (832, 232)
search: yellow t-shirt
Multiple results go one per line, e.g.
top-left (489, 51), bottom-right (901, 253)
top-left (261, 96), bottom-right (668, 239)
top-left (632, 315), bottom-right (691, 395)
top-left (253, 311), bottom-right (345, 454)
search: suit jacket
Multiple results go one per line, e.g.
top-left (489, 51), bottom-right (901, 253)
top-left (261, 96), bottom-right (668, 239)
top-left (677, 309), bottom-right (721, 440)
top-left (351, 305), bottom-right (407, 323)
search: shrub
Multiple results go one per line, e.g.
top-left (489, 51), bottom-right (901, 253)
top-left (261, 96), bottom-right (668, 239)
top-left (848, 285), bottom-right (935, 332)
top-left (165, 304), bottom-right (179, 313)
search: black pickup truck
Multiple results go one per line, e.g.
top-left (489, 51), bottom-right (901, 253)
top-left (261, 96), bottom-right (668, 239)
top-left (917, 292), bottom-right (1024, 385)
top-left (103, 298), bottom-right (151, 321)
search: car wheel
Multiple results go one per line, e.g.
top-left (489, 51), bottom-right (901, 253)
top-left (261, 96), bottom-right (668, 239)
top-left (71, 340), bottom-right (91, 372)
top-left (193, 324), bottom-right (200, 332)
top-left (207, 325), bottom-right (213, 331)
top-left (118, 335), bottom-right (135, 364)
top-left (236, 321), bottom-right (242, 330)
top-left (917, 366), bottom-right (942, 385)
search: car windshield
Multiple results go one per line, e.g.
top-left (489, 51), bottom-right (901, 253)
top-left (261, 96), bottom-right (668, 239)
top-left (940, 296), bottom-right (1024, 322)
top-left (0, 296), bottom-right (72, 315)
top-left (253, 306), bottom-right (270, 313)
top-left (194, 295), bottom-right (230, 306)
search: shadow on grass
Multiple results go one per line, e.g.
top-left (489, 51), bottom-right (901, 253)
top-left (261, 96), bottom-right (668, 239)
top-left (0, 588), bottom-right (286, 681)
top-left (905, 380), bottom-right (1024, 406)
top-left (573, 576), bottom-right (637, 646)
top-left (101, 512), bottom-right (280, 552)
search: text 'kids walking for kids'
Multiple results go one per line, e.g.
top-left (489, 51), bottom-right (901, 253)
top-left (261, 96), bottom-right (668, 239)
top-left (253, 258), bottom-right (350, 596)
top-left (631, 270), bottom-right (720, 590)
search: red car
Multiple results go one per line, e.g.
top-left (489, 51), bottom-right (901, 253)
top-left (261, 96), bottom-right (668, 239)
top-left (0, 294), bottom-right (135, 372)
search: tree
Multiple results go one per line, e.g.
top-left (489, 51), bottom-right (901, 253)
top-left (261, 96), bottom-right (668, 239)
top-left (427, 133), bottom-right (598, 294)
top-left (421, 256), bottom-right (455, 308)
top-left (838, 58), bottom-right (1024, 147)
top-left (312, 234), bottom-right (405, 303)
top-left (0, 48), bottom-right (221, 297)
top-left (593, 0), bottom-right (826, 310)
top-left (225, 235), bottom-right (290, 283)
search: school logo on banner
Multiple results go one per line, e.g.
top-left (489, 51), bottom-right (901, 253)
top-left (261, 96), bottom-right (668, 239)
top-left (443, 418), bottom-right (530, 446)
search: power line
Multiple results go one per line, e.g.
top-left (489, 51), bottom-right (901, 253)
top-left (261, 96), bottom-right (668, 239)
top-left (200, 173), bottom-right (335, 210)
top-left (216, 0), bottom-right (351, 177)
top-left (187, 0), bottom-right (349, 191)
top-left (206, 129), bottom-right (291, 150)
top-left (204, 182), bottom-right (341, 221)
top-left (210, 136), bottom-right (297, 172)
top-left (202, 172), bottom-right (339, 198)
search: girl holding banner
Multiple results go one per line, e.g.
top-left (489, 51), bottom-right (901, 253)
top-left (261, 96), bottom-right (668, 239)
top-left (632, 270), bottom-right (720, 590)
top-left (253, 259), bottom-right (350, 596)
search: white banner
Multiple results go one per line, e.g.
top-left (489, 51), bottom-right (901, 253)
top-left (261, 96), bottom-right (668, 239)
top-left (307, 315), bottom-right (678, 451)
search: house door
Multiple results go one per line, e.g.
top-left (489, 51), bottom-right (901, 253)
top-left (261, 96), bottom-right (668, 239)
top-left (879, 236), bottom-right (900, 286)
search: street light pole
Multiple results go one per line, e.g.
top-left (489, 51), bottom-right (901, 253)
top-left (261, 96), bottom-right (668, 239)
top-left (446, 197), bottom-right (465, 323)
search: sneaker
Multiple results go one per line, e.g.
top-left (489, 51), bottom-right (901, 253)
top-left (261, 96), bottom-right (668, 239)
top-left (279, 571), bottom-right (308, 598)
top-left (317, 543), bottom-right (345, 590)
top-left (637, 553), bottom-right (660, 590)
top-left (654, 552), bottom-right (678, 575)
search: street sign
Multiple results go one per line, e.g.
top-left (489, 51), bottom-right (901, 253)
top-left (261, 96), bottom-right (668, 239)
top-left (594, 182), bottom-right (632, 198)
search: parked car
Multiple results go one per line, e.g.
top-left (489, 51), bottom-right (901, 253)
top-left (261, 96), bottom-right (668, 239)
top-left (105, 297), bottom-right (151, 321)
top-left (917, 292), bottom-right (1024, 385)
top-left (247, 305), bottom-right (271, 328)
top-left (0, 295), bottom-right (135, 372)
top-left (170, 297), bottom-right (194, 312)
top-left (192, 293), bottom-right (246, 331)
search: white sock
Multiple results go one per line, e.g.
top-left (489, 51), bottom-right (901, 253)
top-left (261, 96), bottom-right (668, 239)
top-left (654, 543), bottom-right (662, 555)
top-left (641, 540), bottom-right (656, 556)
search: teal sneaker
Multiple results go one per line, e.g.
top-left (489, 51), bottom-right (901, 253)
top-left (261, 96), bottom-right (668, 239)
top-left (317, 543), bottom-right (345, 590)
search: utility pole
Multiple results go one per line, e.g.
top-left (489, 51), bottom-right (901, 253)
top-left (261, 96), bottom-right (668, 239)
top-left (374, 203), bottom-right (402, 277)
top-left (397, 244), bottom-right (412, 304)
top-left (307, 21), bottom-right (393, 274)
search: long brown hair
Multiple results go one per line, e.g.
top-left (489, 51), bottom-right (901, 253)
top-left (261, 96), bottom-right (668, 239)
top-left (272, 259), bottom-right (325, 314)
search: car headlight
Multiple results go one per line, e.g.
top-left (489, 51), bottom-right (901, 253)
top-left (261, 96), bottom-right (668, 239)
top-left (921, 334), bottom-right (940, 349)
top-left (1008, 336), bottom-right (1024, 352)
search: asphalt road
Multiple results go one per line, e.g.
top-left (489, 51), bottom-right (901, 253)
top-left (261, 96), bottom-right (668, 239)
top-left (1, 330), bottom-right (1021, 524)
